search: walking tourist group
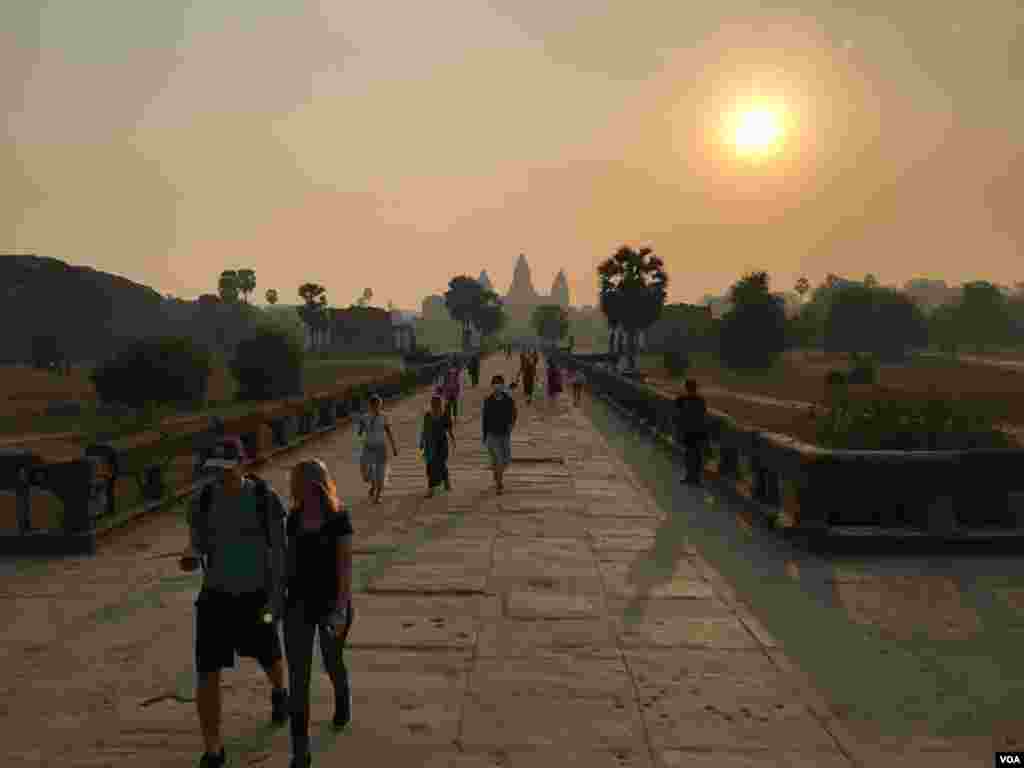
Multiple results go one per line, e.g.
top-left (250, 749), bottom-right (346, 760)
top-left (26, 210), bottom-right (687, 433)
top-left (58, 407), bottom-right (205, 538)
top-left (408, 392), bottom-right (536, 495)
top-left (179, 349), bottom-right (581, 766)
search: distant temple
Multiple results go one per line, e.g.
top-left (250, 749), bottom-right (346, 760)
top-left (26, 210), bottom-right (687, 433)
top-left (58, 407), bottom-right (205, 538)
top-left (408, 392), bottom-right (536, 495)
top-left (502, 254), bottom-right (570, 309)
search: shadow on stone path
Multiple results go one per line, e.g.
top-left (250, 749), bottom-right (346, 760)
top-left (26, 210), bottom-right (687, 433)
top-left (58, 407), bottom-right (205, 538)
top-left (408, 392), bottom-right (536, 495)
top-left (4, 356), bottom-right (994, 766)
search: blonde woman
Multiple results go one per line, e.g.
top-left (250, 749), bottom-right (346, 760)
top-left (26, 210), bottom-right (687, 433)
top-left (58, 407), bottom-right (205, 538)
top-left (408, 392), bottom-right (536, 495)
top-left (284, 460), bottom-right (354, 767)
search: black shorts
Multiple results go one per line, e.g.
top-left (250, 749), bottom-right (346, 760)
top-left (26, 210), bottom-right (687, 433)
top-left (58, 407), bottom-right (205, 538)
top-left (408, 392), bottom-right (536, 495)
top-left (195, 589), bottom-right (283, 678)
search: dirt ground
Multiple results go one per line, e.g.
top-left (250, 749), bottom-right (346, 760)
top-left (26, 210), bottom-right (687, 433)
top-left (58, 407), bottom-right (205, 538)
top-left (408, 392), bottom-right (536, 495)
top-left (637, 349), bottom-right (1024, 445)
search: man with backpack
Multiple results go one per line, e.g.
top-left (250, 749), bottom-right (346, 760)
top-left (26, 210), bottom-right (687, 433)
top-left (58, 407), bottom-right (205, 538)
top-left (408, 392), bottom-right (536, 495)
top-left (179, 438), bottom-right (290, 768)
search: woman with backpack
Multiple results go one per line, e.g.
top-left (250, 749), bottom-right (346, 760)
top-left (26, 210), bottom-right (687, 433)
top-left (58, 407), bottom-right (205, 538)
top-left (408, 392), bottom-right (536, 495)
top-left (419, 394), bottom-right (456, 497)
top-left (283, 459), bottom-right (354, 767)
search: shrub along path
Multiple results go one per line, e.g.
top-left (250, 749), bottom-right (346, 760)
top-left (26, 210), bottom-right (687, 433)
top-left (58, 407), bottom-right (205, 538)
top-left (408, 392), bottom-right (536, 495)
top-left (0, 357), bottom-right (1013, 766)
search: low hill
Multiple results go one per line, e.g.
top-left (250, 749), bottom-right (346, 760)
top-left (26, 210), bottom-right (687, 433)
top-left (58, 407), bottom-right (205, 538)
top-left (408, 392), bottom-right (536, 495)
top-left (0, 254), bottom-right (280, 364)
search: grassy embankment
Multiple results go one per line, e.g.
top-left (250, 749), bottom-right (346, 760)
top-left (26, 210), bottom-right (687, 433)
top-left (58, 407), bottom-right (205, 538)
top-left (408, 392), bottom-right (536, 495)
top-left (0, 354), bottom-right (405, 439)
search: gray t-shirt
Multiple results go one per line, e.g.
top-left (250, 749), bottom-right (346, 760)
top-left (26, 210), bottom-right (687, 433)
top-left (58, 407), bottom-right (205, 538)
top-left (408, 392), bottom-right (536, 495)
top-left (360, 412), bottom-right (390, 447)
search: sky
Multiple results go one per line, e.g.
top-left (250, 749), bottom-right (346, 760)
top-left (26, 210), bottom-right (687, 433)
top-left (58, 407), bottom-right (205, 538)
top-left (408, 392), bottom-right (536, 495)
top-left (4, 1), bottom-right (1023, 311)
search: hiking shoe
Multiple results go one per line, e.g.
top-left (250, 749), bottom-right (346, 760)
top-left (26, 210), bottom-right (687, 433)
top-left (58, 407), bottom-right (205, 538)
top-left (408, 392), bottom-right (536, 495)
top-left (271, 688), bottom-right (289, 725)
top-left (198, 749), bottom-right (226, 768)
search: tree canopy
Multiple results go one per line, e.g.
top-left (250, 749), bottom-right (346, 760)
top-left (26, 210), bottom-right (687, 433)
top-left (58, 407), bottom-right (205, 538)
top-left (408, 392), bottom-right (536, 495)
top-left (718, 271), bottom-right (786, 369)
top-left (444, 275), bottom-right (505, 348)
top-left (218, 270), bottom-right (240, 303)
top-left (956, 281), bottom-right (1012, 351)
top-left (824, 284), bottom-right (929, 360)
top-left (236, 269), bottom-right (256, 303)
top-left (597, 246), bottom-right (668, 337)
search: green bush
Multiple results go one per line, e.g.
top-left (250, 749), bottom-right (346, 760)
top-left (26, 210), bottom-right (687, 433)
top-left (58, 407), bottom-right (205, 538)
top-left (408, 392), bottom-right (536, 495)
top-left (231, 328), bottom-right (304, 401)
top-left (92, 337), bottom-right (213, 408)
top-left (816, 394), bottom-right (1011, 450)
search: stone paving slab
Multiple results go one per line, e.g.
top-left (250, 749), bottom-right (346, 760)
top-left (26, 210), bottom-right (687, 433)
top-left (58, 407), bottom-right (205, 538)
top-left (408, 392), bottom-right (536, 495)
top-left (459, 693), bottom-right (647, 751)
top-left (659, 749), bottom-right (853, 767)
top-left (503, 590), bottom-right (606, 619)
top-left (451, 748), bottom-right (654, 768)
top-left (476, 619), bottom-right (621, 657)
top-left (470, 651), bottom-right (634, 699)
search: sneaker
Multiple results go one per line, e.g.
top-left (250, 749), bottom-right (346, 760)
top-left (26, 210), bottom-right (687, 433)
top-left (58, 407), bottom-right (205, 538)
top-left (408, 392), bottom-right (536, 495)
top-left (271, 688), bottom-right (288, 725)
top-left (198, 749), bottom-right (226, 768)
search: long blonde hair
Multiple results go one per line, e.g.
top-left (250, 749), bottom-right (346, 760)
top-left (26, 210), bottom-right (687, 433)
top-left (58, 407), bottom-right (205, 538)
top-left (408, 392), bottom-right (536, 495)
top-left (290, 458), bottom-right (342, 516)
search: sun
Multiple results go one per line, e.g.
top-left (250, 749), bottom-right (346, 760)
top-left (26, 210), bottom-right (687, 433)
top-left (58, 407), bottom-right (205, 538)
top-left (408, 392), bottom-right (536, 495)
top-left (730, 107), bottom-right (785, 156)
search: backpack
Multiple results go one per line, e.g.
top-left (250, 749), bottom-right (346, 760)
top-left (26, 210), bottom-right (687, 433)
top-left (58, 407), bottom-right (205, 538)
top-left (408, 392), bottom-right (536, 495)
top-left (194, 475), bottom-right (288, 613)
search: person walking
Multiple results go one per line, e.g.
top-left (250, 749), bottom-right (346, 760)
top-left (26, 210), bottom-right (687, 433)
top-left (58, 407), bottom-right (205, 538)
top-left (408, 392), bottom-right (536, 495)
top-left (420, 394), bottom-right (456, 497)
top-left (357, 395), bottom-right (398, 504)
top-left (442, 361), bottom-right (463, 423)
top-left (519, 350), bottom-right (537, 405)
top-left (675, 379), bottom-right (709, 486)
top-left (570, 366), bottom-right (586, 407)
top-left (283, 459), bottom-right (354, 768)
top-left (482, 374), bottom-right (517, 495)
top-left (180, 439), bottom-right (290, 768)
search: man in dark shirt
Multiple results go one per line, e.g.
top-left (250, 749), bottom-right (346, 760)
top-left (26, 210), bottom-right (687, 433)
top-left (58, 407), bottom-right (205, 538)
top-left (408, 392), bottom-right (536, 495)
top-left (675, 379), bottom-right (709, 486)
top-left (482, 374), bottom-right (518, 494)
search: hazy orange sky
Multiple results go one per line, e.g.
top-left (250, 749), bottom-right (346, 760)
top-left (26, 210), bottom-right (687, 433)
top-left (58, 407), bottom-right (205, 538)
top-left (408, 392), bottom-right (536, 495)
top-left (4, 1), bottom-right (1023, 310)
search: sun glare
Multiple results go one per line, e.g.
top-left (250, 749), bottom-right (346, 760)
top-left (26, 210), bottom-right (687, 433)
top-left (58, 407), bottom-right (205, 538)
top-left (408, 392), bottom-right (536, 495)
top-left (730, 107), bottom-right (785, 156)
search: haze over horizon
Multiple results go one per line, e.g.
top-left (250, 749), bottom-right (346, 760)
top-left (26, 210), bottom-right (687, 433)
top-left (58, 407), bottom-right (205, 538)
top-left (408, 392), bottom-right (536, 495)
top-left (4, 1), bottom-right (1023, 310)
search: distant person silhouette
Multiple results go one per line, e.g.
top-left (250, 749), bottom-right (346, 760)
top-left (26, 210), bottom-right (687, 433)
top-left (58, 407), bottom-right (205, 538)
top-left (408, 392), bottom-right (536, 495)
top-left (675, 379), bottom-right (708, 486)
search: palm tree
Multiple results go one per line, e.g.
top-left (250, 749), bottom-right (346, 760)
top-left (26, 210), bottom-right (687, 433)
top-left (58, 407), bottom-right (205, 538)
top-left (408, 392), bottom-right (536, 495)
top-left (298, 283), bottom-right (329, 353)
top-left (218, 270), bottom-right (240, 303)
top-left (237, 269), bottom-right (256, 303)
top-left (597, 245), bottom-right (668, 369)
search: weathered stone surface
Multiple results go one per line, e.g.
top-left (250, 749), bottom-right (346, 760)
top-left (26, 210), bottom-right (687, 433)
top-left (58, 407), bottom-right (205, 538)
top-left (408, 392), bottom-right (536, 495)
top-left (348, 650), bottom-right (471, 693)
top-left (492, 537), bottom-right (592, 562)
top-left (612, 599), bottom-right (757, 650)
top-left (640, 700), bottom-right (836, 751)
top-left (659, 749), bottom-right (852, 767)
top-left (461, 694), bottom-right (647, 750)
top-left (584, 500), bottom-right (662, 518)
top-left (470, 651), bottom-right (634, 699)
top-left (348, 614), bottom-right (477, 649)
top-left (498, 512), bottom-right (587, 538)
top-left (625, 649), bottom-right (782, 694)
top-left (598, 560), bottom-right (709, 600)
top-left (503, 590), bottom-right (605, 619)
top-left (477, 619), bottom-right (620, 657)
top-left (444, 749), bottom-right (654, 768)
top-left (366, 563), bottom-right (491, 593)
